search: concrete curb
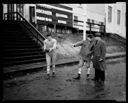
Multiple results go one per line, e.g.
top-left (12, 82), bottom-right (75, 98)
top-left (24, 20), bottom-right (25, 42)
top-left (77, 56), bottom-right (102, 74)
top-left (55, 52), bottom-right (126, 67)
top-left (3, 52), bottom-right (125, 79)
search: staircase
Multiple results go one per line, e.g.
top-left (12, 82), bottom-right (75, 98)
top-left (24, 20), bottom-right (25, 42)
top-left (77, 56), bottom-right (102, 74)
top-left (2, 12), bottom-right (46, 75)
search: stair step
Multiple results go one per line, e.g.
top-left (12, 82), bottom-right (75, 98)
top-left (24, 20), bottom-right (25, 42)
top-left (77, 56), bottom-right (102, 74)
top-left (2, 20), bottom-right (45, 68)
top-left (2, 38), bottom-right (35, 41)
top-left (3, 58), bottom-right (46, 66)
top-left (3, 47), bottom-right (42, 51)
top-left (3, 44), bottom-right (40, 48)
top-left (3, 51), bottom-right (45, 57)
top-left (2, 34), bottom-right (28, 37)
top-left (4, 41), bottom-right (37, 46)
top-left (3, 61), bottom-right (46, 74)
top-left (3, 54), bottom-right (45, 61)
top-left (2, 37), bottom-right (29, 40)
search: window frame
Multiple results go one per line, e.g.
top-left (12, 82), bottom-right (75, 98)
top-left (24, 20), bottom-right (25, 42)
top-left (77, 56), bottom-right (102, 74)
top-left (108, 6), bottom-right (112, 23)
top-left (117, 9), bottom-right (121, 25)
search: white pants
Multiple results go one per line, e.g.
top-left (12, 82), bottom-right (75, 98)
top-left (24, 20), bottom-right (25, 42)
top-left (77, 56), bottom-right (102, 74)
top-left (46, 52), bottom-right (56, 74)
top-left (78, 56), bottom-right (93, 75)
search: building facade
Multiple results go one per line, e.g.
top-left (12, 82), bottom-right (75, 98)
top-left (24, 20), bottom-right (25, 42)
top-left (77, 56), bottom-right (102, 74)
top-left (3, 3), bottom-right (126, 38)
top-left (35, 4), bottom-right (73, 34)
top-left (86, 4), bottom-right (105, 32)
top-left (105, 2), bottom-right (126, 38)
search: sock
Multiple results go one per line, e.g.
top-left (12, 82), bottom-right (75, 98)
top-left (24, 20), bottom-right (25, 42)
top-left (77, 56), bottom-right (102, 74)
top-left (47, 66), bottom-right (50, 74)
top-left (52, 65), bottom-right (55, 73)
top-left (78, 68), bottom-right (82, 74)
top-left (87, 68), bottom-right (90, 74)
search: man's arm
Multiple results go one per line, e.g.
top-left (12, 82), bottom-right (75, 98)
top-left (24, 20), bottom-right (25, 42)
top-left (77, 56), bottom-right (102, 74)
top-left (73, 40), bottom-right (84, 47)
top-left (99, 41), bottom-right (106, 61)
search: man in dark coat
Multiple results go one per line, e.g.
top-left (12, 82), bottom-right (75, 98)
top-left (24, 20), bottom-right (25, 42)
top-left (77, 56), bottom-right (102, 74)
top-left (91, 33), bottom-right (107, 85)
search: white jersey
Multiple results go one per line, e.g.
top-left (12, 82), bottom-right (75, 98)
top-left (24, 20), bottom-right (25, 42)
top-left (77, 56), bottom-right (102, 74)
top-left (44, 38), bottom-right (57, 53)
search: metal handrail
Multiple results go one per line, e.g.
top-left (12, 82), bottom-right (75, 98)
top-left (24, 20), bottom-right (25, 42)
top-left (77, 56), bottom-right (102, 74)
top-left (4, 12), bottom-right (46, 47)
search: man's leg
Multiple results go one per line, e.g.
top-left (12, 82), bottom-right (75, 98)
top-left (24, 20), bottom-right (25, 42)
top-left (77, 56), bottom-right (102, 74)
top-left (51, 52), bottom-right (56, 76)
top-left (91, 59), bottom-right (97, 81)
top-left (100, 70), bottom-right (105, 85)
top-left (46, 53), bottom-right (51, 76)
top-left (74, 56), bottom-right (84, 79)
top-left (86, 60), bottom-right (91, 79)
top-left (95, 69), bottom-right (98, 82)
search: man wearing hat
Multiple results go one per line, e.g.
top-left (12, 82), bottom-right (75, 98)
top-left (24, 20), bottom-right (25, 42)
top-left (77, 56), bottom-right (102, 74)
top-left (43, 33), bottom-right (57, 78)
top-left (92, 32), bottom-right (106, 85)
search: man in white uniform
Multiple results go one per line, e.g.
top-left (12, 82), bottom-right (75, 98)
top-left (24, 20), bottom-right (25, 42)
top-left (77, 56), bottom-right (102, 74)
top-left (43, 33), bottom-right (57, 78)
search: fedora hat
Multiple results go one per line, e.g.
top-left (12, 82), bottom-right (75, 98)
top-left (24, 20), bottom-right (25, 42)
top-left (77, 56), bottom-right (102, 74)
top-left (95, 32), bottom-right (101, 37)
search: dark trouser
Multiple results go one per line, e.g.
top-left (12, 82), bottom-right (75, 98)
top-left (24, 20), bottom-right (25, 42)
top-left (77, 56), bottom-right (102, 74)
top-left (95, 69), bottom-right (105, 82)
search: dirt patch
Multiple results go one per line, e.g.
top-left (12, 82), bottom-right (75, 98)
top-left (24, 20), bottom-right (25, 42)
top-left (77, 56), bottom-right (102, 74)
top-left (55, 33), bottom-right (125, 60)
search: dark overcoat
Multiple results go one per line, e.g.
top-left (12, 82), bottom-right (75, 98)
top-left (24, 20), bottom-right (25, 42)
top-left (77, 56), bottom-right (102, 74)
top-left (92, 37), bottom-right (107, 71)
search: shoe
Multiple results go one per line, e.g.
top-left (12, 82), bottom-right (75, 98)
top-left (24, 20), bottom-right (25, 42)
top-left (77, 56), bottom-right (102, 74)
top-left (46, 73), bottom-right (50, 79)
top-left (86, 74), bottom-right (90, 80)
top-left (91, 77), bottom-right (95, 81)
top-left (99, 80), bottom-right (104, 86)
top-left (52, 72), bottom-right (56, 77)
top-left (45, 74), bottom-right (50, 80)
top-left (73, 74), bottom-right (80, 80)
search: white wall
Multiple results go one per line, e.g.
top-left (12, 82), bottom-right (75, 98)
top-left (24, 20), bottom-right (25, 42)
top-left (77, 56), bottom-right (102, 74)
top-left (86, 4), bottom-right (105, 15)
top-left (72, 4), bottom-right (105, 30)
top-left (105, 2), bottom-right (126, 38)
top-left (71, 4), bottom-right (86, 30)
top-left (105, 4), bottom-right (114, 33)
top-left (86, 4), bottom-right (105, 23)
top-left (86, 11), bottom-right (105, 23)
top-left (3, 4), bottom-right (7, 19)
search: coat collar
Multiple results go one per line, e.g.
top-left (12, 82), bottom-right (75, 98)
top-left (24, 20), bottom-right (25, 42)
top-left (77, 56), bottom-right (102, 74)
top-left (95, 37), bottom-right (101, 40)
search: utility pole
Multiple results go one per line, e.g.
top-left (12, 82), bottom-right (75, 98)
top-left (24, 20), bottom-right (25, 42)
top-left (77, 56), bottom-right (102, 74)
top-left (83, 4), bottom-right (87, 40)
top-left (83, 17), bottom-right (87, 40)
top-left (54, 23), bottom-right (56, 34)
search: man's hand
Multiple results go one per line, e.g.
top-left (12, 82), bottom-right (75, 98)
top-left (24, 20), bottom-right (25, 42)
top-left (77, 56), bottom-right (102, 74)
top-left (44, 49), bottom-right (49, 53)
top-left (99, 58), bottom-right (103, 62)
top-left (91, 55), bottom-right (93, 59)
top-left (72, 44), bottom-right (76, 47)
top-left (43, 49), bottom-right (46, 52)
top-left (49, 48), bottom-right (53, 52)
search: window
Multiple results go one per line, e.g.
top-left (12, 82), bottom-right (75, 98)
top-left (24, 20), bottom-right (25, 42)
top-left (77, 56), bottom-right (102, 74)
top-left (45, 18), bottom-right (52, 22)
top-left (92, 20), bottom-right (94, 23)
top-left (58, 20), bottom-right (66, 24)
top-left (91, 20), bottom-right (94, 27)
top-left (87, 19), bottom-right (90, 23)
top-left (125, 13), bottom-right (126, 26)
top-left (16, 4), bottom-right (24, 16)
top-left (74, 16), bottom-right (78, 25)
top-left (41, 9), bottom-right (52, 15)
top-left (117, 10), bottom-right (121, 25)
top-left (108, 6), bottom-right (112, 22)
top-left (74, 16), bottom-right (78, 20)
top-left (56, 13), bottom-right (68, 18)
top-left (37, 16), bottom-right (52, 22)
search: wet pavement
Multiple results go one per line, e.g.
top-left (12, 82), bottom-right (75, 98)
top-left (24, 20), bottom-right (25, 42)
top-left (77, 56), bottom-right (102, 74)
top-left (3, 58), bottom-right (126, 101)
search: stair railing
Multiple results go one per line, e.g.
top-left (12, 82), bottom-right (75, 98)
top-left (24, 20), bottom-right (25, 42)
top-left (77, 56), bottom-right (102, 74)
top-left (4, 12), bottom-right (46, 48)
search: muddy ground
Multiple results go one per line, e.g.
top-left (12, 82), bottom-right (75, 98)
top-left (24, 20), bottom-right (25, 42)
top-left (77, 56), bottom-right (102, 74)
top-left (3, 58), bottom-right (126, 101)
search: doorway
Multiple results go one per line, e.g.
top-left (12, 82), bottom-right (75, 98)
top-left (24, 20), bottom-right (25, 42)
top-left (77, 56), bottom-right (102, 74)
top-left (7, 4), bottom-right (14, 20)
top-left (29, 6), bottom-right (35, 25)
